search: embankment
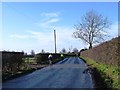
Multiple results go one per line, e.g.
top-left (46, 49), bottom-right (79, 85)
top-left (81, 37), bottom-right (120, 89)
top-left (81, 37), bottom-right (120, 66)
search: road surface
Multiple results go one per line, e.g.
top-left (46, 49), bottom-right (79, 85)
top-left (2, 57), bottom-right (94, 88)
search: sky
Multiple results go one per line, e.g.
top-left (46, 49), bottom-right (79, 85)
top-left (1, 2), bottom-right (118, 54)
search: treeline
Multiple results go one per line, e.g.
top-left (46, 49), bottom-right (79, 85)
top-left (36, 53), bottom-right (76, 64)
top-left (81, 36), bottom-right (120, 67)
top-left (2, 51), bottom-right (76, 81)
top-left (2, 51), bottom-right (76, 72)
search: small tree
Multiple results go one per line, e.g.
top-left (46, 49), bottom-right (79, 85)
top-left (31, 50), bottom-right (35, 56)
top-left (73, 10), bottom-right (111, 49)
top-left (24, 52), bottom-right (27, 56)
top-left (22, 50), bottom-right (27, 55)
top-left (68, 46), bottom-right (73, 53)
top-left (21, 50), bottom-right (24, 53)
top-left (61, 48), bottom-right (67, 53)
top-left (41, 49), bottom-right (45, 53)
top-left (73, 48), bottom-right (78, 53)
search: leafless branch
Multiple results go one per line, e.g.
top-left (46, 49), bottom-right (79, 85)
top-left (73, 10), bottom-right (111, 48)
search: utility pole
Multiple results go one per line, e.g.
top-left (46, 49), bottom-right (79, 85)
top-left (54, 30), bottom-right (57, 53)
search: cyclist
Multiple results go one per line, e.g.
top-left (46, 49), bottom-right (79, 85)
top-left (61, 54), bottom-right (64, 60)
top-left (48, 54), bottom-right (53, 65)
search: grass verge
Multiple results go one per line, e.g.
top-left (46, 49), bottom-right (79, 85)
top-left (80, 57), bottom-right (120, 89)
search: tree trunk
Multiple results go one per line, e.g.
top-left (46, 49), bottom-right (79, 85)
top-left (89, 43), bottom-right (92, 49)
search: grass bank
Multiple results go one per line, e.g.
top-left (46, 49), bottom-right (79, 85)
top-left (81, 57), bottom-right (120, 89)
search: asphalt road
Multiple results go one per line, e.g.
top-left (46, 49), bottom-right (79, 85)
top-left (2, 57), bottom-right (94, 88)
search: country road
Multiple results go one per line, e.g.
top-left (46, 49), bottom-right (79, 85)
top-left (2, 57), bottom-right (94, 88)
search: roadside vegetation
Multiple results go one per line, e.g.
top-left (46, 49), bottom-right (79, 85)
top-left (3, 57), bottom-right (37, 82)
top-left (2, 54), bottom-right (68, 82)
top-left (81, 57), bottom-right (120, 89)
top-left (2, 68), bottom-right (36, 82)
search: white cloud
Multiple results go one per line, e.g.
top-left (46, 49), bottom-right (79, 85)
top-left (36, 12), bottom-right (60, 28)
top-left (55, 26), bottom-right (85, 52)
top-left (38, 18), bottom-right (60, 28)
top-left (8, 12), bottom-right (86, 53)
top-left (10, 34), bottom-right (32, 39)
top-left (8, 20), bottom-right (119, 55)
top-left (9, 22), bottom-right (118, 53)
top-left (40, 12), bottom-right (59, 18)
top-left (110, 22), bottom-right (118, 37)
top-left (46, 18), bottom-right (59, 24)
top-left (106, 22), bottom-right (118, 39)
top-left (28, 30), bottom-right (53, 43)
top-left (9, 25), bottom-right (86, 53)
top-left (25, 26), bottom-right (85, 53)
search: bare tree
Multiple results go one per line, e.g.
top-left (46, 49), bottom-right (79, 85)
top-left (41, 49), bottom-right (45, 53)
top-left (31, 50), bottom-right (35, 56)
top-left (61, 48), bottom-right (67, 53)
top-left (68, 46), bottom-right (73, 53)
top-left (73, 48), bottom-right (78, 53)
top-left (21, 50), bottom-right (27, 55)
top-left (73, 10), bottom-right (111, 49)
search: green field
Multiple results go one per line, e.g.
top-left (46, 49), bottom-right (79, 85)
top-left (23, 57), bottom-right (37, 64)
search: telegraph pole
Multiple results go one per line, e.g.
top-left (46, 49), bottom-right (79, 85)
top-left (54, 30), bottom-right (57, 53)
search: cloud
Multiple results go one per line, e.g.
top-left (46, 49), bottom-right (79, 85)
top-left (46, 18), bottom-right (59, 24)
top-left (110, 22), bottom-right (118, 37)
top-left (38, 18), bottom-right (60, 28)
top-left (55, 26), bottom-right (85, 51)
top-left (10, 34), bottom-right (32, 39)
top-left (40, 12), bottom-right (59, 17)
top-left (28, 30), bottom-right (53, 43)
top-left (106, 22), bottom-right (118, 39)
top-left (25, 26), bottom-right (84, 53)
top-left (9, 25), bottom-right (86, 53)
top-left (8, 12), bottom-right (86, 53)
top-left (10, 22), bottom-right (118, 53)
top-left (36, 12), bottom-right (60, 28)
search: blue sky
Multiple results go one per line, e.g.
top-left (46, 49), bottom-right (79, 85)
top-left (2, 2), bottom-right (118, 54)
